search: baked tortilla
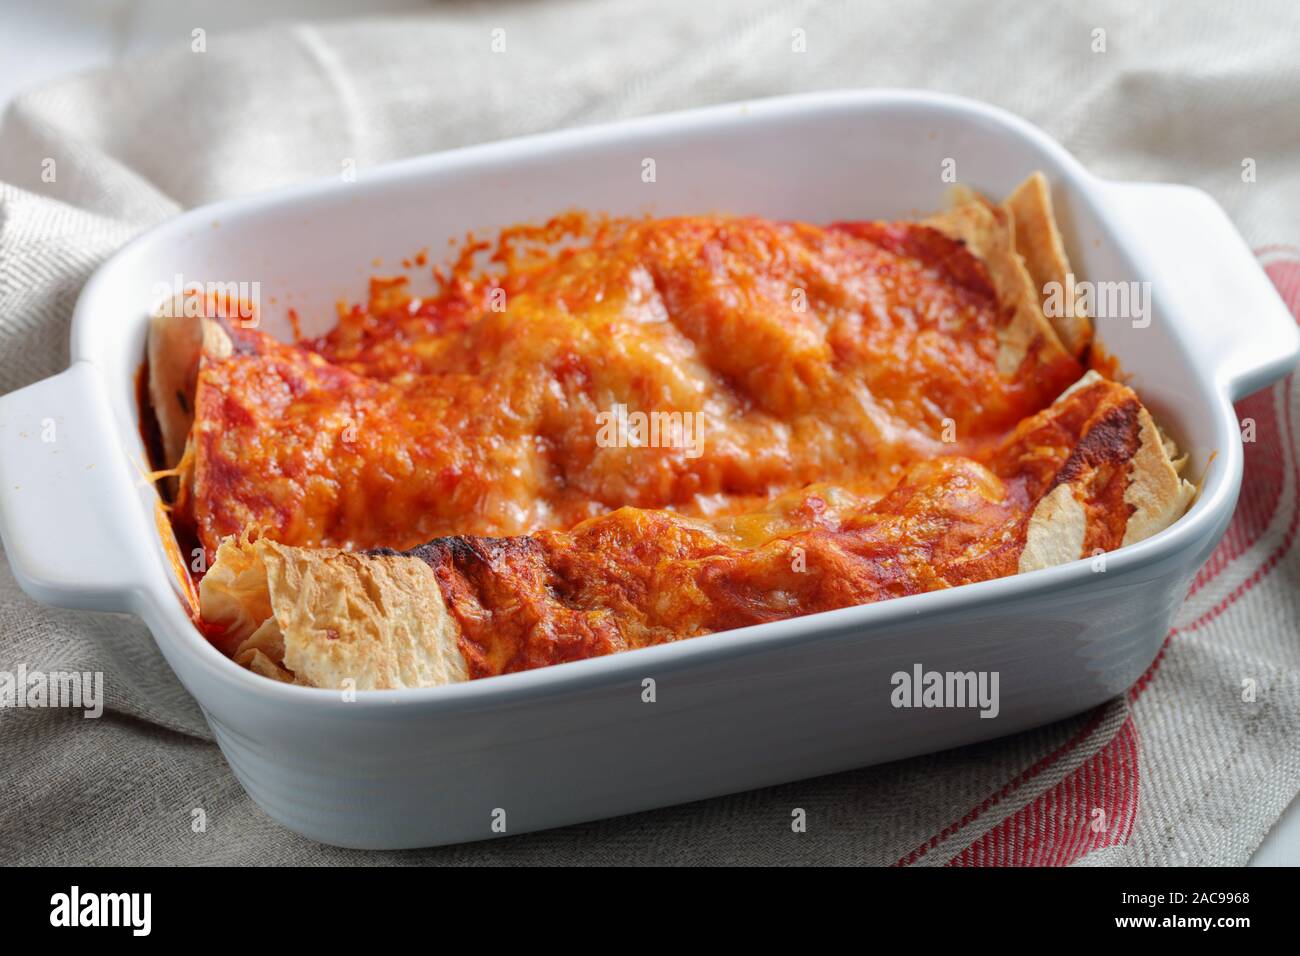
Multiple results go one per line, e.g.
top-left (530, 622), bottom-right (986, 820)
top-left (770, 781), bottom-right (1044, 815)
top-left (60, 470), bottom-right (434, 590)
top-left (201, 536), bottom-right (466, 688)
top-left (152, 173), bottom-right (1195, 689)
top-left (1005, 172), bottom-right (1091, 358)
top-left (200, 372), bottom-right (1195, 689)
top-left (939, 173), bottom-right (1089, 359)
top-left (1017, 371), bottom-right (1195, 572)
top-left (924, 198), bottom-right (1074, 376)
top-left (147, 306), bottom-right (230, 496)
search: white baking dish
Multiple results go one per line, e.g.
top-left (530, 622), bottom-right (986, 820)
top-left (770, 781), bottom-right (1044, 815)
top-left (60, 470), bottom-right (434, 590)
top-left (1, 90), bottom-right (1296, 849)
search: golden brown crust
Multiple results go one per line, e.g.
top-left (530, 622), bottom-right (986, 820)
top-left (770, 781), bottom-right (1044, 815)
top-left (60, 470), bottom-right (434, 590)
top-left (199, 372), bottom-right (1196, 690)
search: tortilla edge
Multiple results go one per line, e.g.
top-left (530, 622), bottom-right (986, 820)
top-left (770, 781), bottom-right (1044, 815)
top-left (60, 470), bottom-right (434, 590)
top-left (1017, 371), bottom-right (1196, 574)
top-left (1005, 171), bottom-right (1092, 358)
top-left (199, 537), bottom-right (469, 690)
top-left (923, 194), bottom-right (1075, 376)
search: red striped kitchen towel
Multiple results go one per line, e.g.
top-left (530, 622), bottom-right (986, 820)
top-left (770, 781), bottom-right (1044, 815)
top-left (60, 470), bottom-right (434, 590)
top-left (2, 4), bottom-right (1298, 865)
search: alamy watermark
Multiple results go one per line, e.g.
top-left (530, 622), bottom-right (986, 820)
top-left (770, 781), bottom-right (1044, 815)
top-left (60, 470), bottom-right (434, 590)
top-left (891, 663), bottom-right (1000, 719)
top-left (152, 274), bottom-right (260, 327)
top-left (1043, 273), bottom-right (1151, 329)
top-left (0, 664), bottom-right (103, 718)
top-left (50, 886), bottom-right (150, 936)
top-left (595, 403), bottom-right (704, 459)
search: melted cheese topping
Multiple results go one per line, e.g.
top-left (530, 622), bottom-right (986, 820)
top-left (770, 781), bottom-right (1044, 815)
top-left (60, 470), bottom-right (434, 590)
top-left (179, 215), bottom-right (1083, 560)
top-left (414, 376), bottom-right (1152, 677)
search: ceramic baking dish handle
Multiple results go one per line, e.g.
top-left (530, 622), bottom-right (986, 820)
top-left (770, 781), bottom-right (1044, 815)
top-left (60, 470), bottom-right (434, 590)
top-left (1103, 181), bottom-right (1300, 402)
top-left (0, 361), bottom-right (158, 613)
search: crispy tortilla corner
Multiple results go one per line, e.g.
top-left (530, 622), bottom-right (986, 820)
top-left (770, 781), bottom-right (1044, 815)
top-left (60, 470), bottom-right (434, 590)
top-left (199, 537), bottom-right (468, 689)
top-left (1005, 172), bottom-right (1091, 358)
top-left (924, 195), bottom-right (1072, 376)
top-left (1017, 371), bottom-right (1196, 573)
top-left (199, 371), bottom-right (1197, 691)
top-left (147, 305), bottom-right (232, 471)
top-left (931, 173), bottom-right (1091, 364)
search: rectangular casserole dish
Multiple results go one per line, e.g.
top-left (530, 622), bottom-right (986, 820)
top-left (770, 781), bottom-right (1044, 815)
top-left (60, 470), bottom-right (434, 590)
top-left (1, 90), bottom-right (1296, 850)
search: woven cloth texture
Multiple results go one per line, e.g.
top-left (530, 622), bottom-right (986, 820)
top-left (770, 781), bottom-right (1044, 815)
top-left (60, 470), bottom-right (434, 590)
top-left (1, 0), bottom-right (1297, 865)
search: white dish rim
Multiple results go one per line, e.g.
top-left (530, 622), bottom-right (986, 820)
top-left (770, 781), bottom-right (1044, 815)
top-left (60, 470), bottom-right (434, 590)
top-left (58, 88), bottom-right (1256, 711)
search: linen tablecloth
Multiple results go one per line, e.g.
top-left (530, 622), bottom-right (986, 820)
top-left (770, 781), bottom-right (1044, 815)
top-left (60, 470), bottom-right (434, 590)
top-left (1, 0), bottom-right (1297, 865)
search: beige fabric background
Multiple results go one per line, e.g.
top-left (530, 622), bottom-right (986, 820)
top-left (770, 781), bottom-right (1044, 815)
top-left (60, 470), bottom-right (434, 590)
top-left (1, 0), bottom-right (1298, 864)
